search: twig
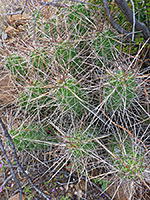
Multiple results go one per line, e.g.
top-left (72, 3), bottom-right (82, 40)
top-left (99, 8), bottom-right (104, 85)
top-left (101, 109), bottom-right (148, 152)
top-left (0, 136), bottom-right (23, 200)
top-left (0, 118), bottom-right (50, 200)
top-left (130, 0), bottom-right (135, 41)
top-left (89, 180), bottom-right (112, 200)
top-left (102, 0), bottom-right (132, 40)
top-left (0, 174), bottom-right (13, 189)
top-left (115, 0), bottom-right (150, 40)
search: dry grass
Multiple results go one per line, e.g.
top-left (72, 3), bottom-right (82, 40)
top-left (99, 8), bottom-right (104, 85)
top-left (0, 0), bottom-right (149, 199)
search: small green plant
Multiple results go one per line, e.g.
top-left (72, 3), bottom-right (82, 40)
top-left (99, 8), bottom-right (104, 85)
top-left (102, 69), bottom-right (138, 110)
top-left (68, 4), bottom-right (117, 65)
top-left (9, 124), bottom-right (56, 151)
top-left (93, 30), bottom-right (116, 62)
top-left (25, 185), bottom-right (32, 194)
top-left (24, 185), bottom-right (35, 200)
top-left (60, 195), bottom-right (71, 200)
top-left (55, 41), bottom-right (81, 70)
top-left (54, 3), bottom-right (95, 72)
top-left (19, 80), bottom-right (52, 112)
top-left (115, 154), bottom-right (146, 180)
top-left (55, 78), bottom-right (87, 116)
top-left (6, 50), bottom-right (50, 80)
top-left (6, 55), bottom-right (28, 84)
top-left (66, 127), bottom-right (98, 168)
top-left (68, 4), bottom-right (92, 37)
top-left (5, 51), bottom-right (55, 113)
top-left (93, 178), bottom-right (110, 191)
top-left (30, 50), bottom-right (50, 75)
top-left (110, 136), bottom-right (146, 179)
top-left (63, 128), bottom-right (99, 174)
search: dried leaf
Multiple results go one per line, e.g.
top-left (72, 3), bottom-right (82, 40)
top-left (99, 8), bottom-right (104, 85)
top-left (4, 26), bottom-right (19, 36)
top-left (7, 13), bottom-right (30, 26)
top-left (8, 193), bottom-right (25, 200)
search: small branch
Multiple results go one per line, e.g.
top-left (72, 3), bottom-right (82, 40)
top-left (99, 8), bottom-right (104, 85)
top-left (130, 0), bottom-right (135, 41)
top-left (89, 180), bottom-right (112, 200)
top-left (102, 0), bottom-right (132, 39)
top-left (0, 174), bottom-right (13, 189)
top-left (115, 0), bottom-right (150, 41)
top-left (0, 118), bottom-right (50, 200)
top-left (102, 0), bottom-right (150, 62)
top-left (0, 136), bottom-right (23, 200)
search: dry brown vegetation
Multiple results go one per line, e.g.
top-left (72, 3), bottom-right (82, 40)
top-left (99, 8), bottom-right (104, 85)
top-left (0, 1), bottom-right (150, 200)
